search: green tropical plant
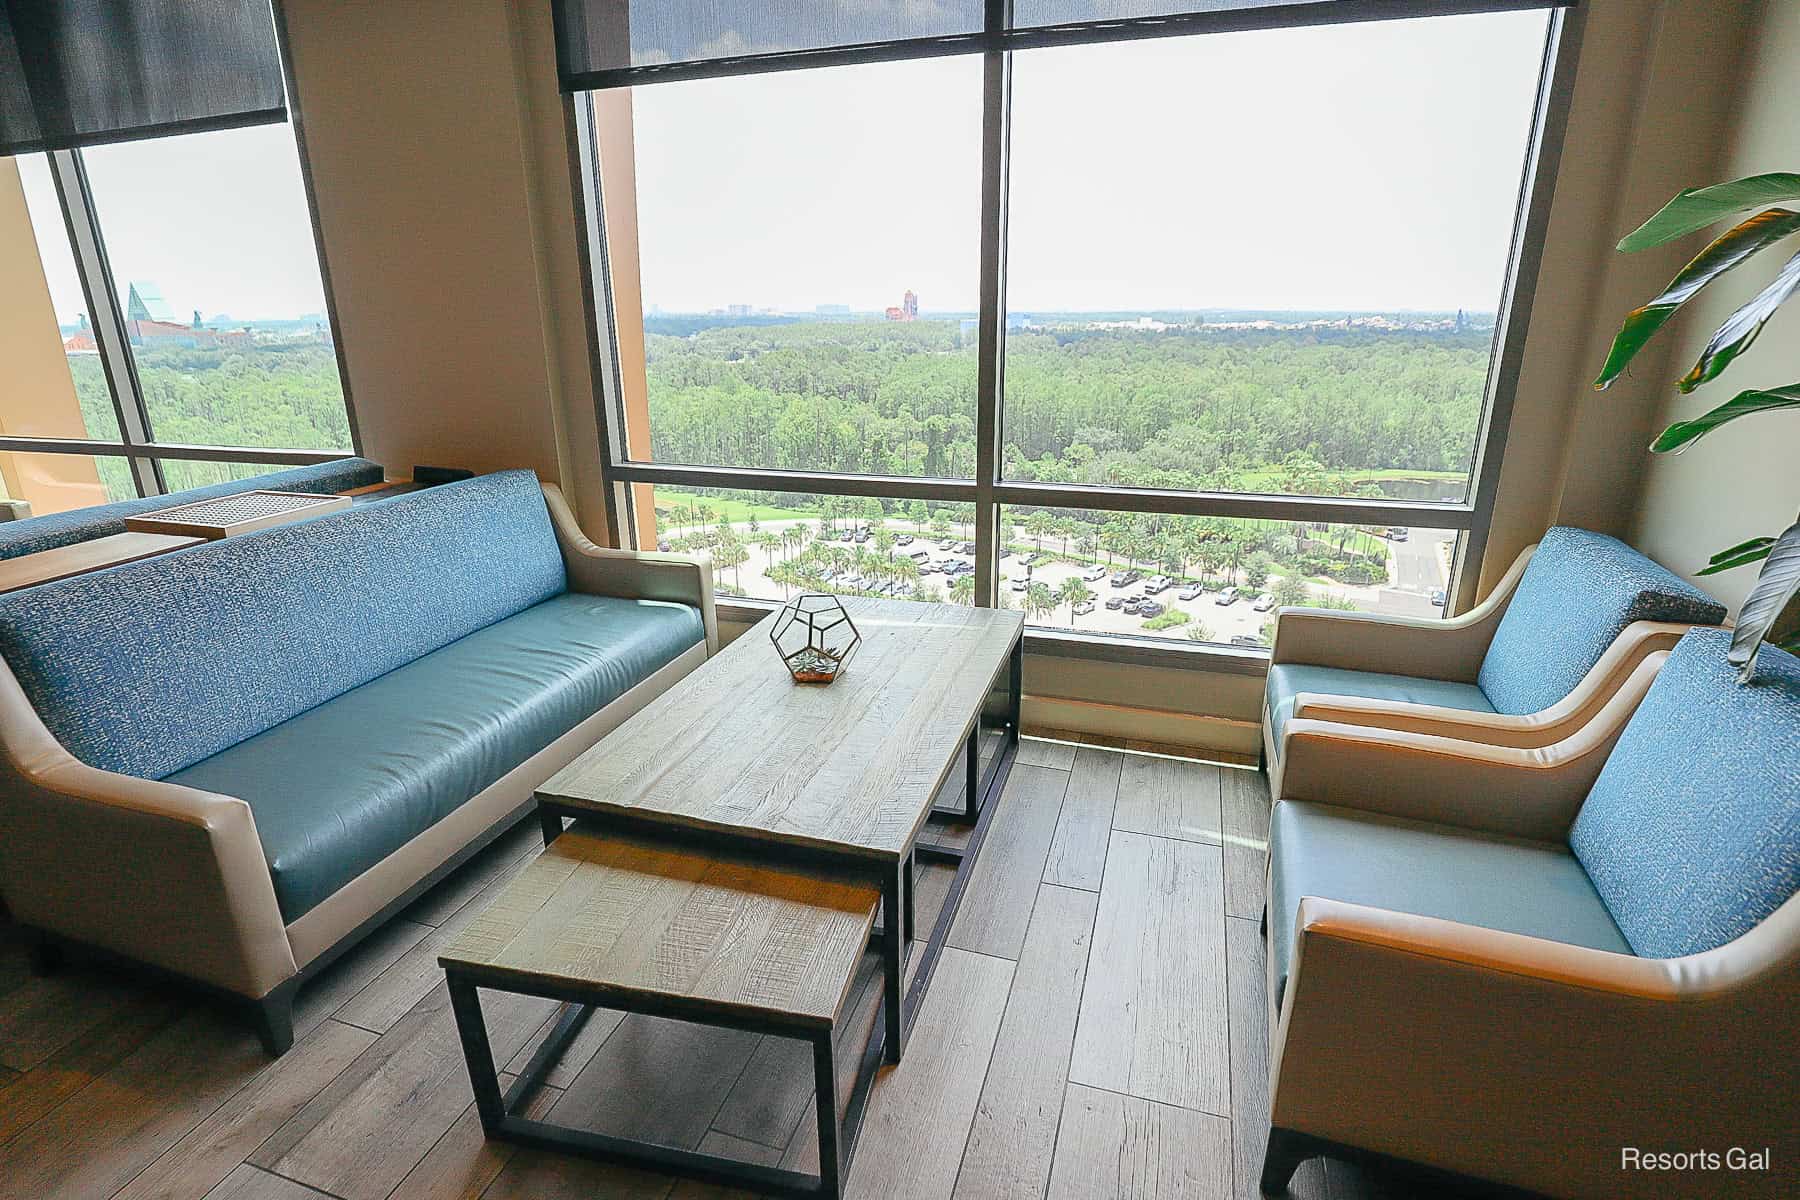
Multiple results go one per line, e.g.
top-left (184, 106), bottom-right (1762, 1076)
top-left (1595, 171), bottom-right (1800, 679)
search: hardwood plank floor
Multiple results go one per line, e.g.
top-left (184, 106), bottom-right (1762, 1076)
top-left (0, 745), bottom-right (1417, 1200)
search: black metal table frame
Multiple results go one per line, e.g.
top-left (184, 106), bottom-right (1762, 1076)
top-left (453, 631), bottom-right (1023, 1198)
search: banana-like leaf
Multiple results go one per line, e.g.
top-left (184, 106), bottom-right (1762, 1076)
top-left (1679, 250), bottom-right (1800, 393)
top-left (1729, 519), bottom-right (1800, 682)
top-left (1651, 383), bottom-right (1800, 452)
top-left (1711, 535), bottom-right (1779, 562)
top-left (1618, 173), bottom-right (1800, 251)
top-left (1596, 211), bottom-right (1800, 389)
top-left (1697, 541), bottom-right (1774, 576)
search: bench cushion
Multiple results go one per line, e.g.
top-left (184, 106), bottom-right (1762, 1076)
top-left (0, 470), bottom-right (566, 780)
top-left (1264, 664), bottom-right (1492, 760)
top-left (1476, 527), bottom-right (1725, 716)
top-left (1269, 800), bottom-right (1629, 1009)
top-left (167, 592), bottom-right (705, 921)
top-left (0, 458), bottom-right (384, 561)
top-left (1570, 629), bottom-right (1800, 959)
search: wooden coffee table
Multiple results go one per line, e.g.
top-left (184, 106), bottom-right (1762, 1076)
top-left (535, 596), bottom-right (1024, 1068)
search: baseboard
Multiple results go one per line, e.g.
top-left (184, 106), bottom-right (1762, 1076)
top-left (1021, 693), bottom-right (1261, 759)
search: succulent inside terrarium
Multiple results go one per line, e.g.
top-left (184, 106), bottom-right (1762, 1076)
top-left (771, 594), bottom-right (862, 684)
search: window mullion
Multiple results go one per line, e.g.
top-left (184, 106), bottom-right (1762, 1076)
top-left (972, 41), bottom-right (1011, 610)
top-left (47, 148), bottom-right (164, 497)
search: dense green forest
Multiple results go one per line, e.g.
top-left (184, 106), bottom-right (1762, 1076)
top-left (643, 318), bottom-right (1486, 498)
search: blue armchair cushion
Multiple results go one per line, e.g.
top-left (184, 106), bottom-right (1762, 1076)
top-left (0, 470), bottom-right (566, 780)
top-left (166, 592), bottom-right (704, 921)
top-left (1477, 527), bottom-right (1725, 715)
top-left (1570, 629), bottom-right (1800, 959)
top-left (0, 458), bottom-right (384, 561)
top-left (1269, 799), bottom-right (1630, 1009)
top-left (1265, 664), bottom-right (1493, 760)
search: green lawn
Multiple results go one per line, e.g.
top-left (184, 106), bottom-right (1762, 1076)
top-left (646, 489), bottom-right (819, 527)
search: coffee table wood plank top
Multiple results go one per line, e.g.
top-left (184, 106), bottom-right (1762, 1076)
top-left (442, 829), bottom-right (878, 1031)
top-left (538, 598), bottom-right (1024, 864)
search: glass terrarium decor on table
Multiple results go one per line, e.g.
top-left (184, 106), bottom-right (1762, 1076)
top-left (770, 594), bottom-right (862, 684)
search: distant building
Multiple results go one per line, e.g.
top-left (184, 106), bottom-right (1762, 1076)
top-left (119, 281), bottom-right (250, 349)
top-left (885, 289), bottom-right (919, 322)
top-left (816, 304), bottom-right (851, 315)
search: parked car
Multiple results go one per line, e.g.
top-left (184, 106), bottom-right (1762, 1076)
top-left (1073, 600), bottom-right (1095, 616)
top-left (1010, 578), bottom-right (1029, 592)
top-left (909, 548), bottom-right (929, 561)
top-left (1110, 570), bottom-right (1140, 588)
top-left (1389, 527), bottom-right (1410, 542)
top-left (895, 534), bottom-right (913, 545)
top-left (958, 541), bottom-right (975, 554)
top-left (938, 538), bottom-right (955, 550)
top-left (1179, 584), bottom-right (1204, 601)
top-left (1105, 595), bottom-right (1127, 611)
top-left (1216, 586), bottom-right (1240, 606)
top-left (1082, 565), bottom-right (1107, 582)
top-left (1253, 592), bottom-right (1275, 612)
top-left (1144, 579), bottom-right (1171, 596)
top-left (1229, 635), bottom-right (1264, 648)
top-left (1431, 588), bottom-right (1447, 607)
top-left (1122, 597), bottom-right (1145, 614)
top-left (1138, 600), bottom-right (1165, 618)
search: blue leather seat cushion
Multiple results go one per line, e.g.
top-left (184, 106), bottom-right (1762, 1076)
top-left (1265, 664), bottom-right (1493, 760)
top-left (1571, 629), bottom-right (1800, 959)
top-left (1268, 800), bottom-right (1630, 1010)
top-left (1477, 527), bottom-right (1725, 715)
top-left (0, 470), bottom-right (566, 780)
top-left (165, 592), bottom-right (704, 922)
top-left (0, 458), bottom-right (383, 561)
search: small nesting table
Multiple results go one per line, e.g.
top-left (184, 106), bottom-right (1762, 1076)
top-left (438, 826), bottom-right (880, 1199)
top-left (124, 489), bottom-right (348, 539)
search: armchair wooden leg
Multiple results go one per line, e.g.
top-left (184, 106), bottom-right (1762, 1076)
top-left (1260, 1127), bottom-right (1310, 1195)
top-left (251, 982), bottom-right (298, 1057)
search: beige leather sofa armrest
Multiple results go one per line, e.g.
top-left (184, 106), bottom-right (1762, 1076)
top-left (1288, 620), bottom-right (1694, 748)
top-left (1268, 543), bottom-right (1534, 680)
top-left (1268, 895), bottom-right (1800, 1197)
top-left (1273, 652), bottom-right (1664, 841)
top-left (542, 482), bottom-right (719, 653)
top-left (0, 668), bottom-right (296, 999)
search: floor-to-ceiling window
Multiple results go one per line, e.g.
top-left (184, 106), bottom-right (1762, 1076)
top-left (564, 0), bottom-right (1577, 657)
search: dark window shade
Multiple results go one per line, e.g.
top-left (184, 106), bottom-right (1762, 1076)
top-left (554, 0), bottom-right (1574, 90)
top-left (0, 0), bottom-right (287, 156)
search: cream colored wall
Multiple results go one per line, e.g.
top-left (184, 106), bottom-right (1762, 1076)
top-left (1629, 0), bottom-right (1800, 613)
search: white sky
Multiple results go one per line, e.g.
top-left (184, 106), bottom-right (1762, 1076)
top-left (629, 8), bottom-right (1550, 314)
top-left (19, 123), bottom-right (330, 327)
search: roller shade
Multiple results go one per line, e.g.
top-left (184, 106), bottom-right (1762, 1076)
top-left (553, 0), bottom-right (1575, 91)
top-left (0, 0), bottom-right (287, 156)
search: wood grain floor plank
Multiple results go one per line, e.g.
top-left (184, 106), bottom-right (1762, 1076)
top-left (1015, 737), bottom-right (1077, 771)
top-left (668, 1131), bottom-right (783, 1199)
top-left (1045, 1083), bottom-right (1232, 1200)
top-left (549, 1013), bottom-right (759, 1150)
top-left (290, 916), bottom-right (433, 1042)
top-left (400, 818), bottom-right (542, 928)
top-left (501, 1003), bottom-right (626, 1091)
top-left (0, 966), bottom-right (149, 1072)
top-left (386, 1074), bottom-right (561, 1200)
top-left (114, 1018), bottom-right (376, 1200)
top-left (1224, 917), bottom-right (1328, 1200)
top-left (0, 986), bottom-right (174, 1147)
top-left (953, 884), bottom-right (1098, 1200)
top-left (1042, 748), bottom-right (1123, 891)
top-left (1112, 756), bottom-right (1224, 845)
top-left (947, 765), bottom-right (1069, 960)
top-left (1070, 831), bottom-right (1229, 1114)
top-left (257, 983), bottom-right (555, 1200)
top-left (201, 1163), bottom-right (335, 1200)
top-left (784, 947), bottom-right (1013, 1196)
top-left (0, 1008), bottom-right (270, 1200)
top-left (1220, 770), bottom-right (1271, 921)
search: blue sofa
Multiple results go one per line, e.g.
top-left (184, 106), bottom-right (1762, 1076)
top-left (1261, 627), bottom-right (1799, 1197)
top-left (0, 470), bottom-right (715, 1052)
top-left (0, 456), bottom-right (385, 560)
top-left (1263, 527), bottom-right (1726, 777)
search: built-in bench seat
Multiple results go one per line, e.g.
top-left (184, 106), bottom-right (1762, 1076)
top-left (0, 469), bottom-right (716, 1053)
top-left (0, 456), bottom-right (384, 560)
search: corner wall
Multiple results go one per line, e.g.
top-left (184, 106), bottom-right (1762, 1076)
top-left (1629, 0), bottom-right (1800, 613)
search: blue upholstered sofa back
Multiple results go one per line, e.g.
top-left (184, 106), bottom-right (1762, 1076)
top-left (1571, 629), bottom-right (1800, 959)
top-left (1477, 527), bottom-right (1725, 715)
top-left (0, 458), bottom-right (385, 561)
top-left (0, 470), bottom-right (566, 780)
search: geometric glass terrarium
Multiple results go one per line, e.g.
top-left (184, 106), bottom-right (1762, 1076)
top-left (770, 593), bottom-right (862, 684)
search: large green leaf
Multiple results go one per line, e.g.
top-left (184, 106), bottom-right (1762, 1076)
top-left (1678, 250), bottom-right (1800, 392)
top-left (1729, 519), bottom-right (1800, 682)
top-left (1698, 541), bottom-right (1775, 576)
top-left (1596, 211), bottom-right (1800, 389)
top-left (1618, 173), bottom-right (1800, 251)
top-left (1650, 383), bottom-right (1800, 452)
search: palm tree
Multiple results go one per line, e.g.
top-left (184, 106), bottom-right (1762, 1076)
top-left (950, 574), bottom-right (975, 606)
top-left (1076, 531), bottom-right (1098, 563)
top-left (1057, 577), bottom-right (1093, 625)
top-left (1024, 581), bottom-right (1056, 625)
top-left (1055, 516), bottom-right (1079, 559)
top-left (1024, 511), bottom-right (1054, 555)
